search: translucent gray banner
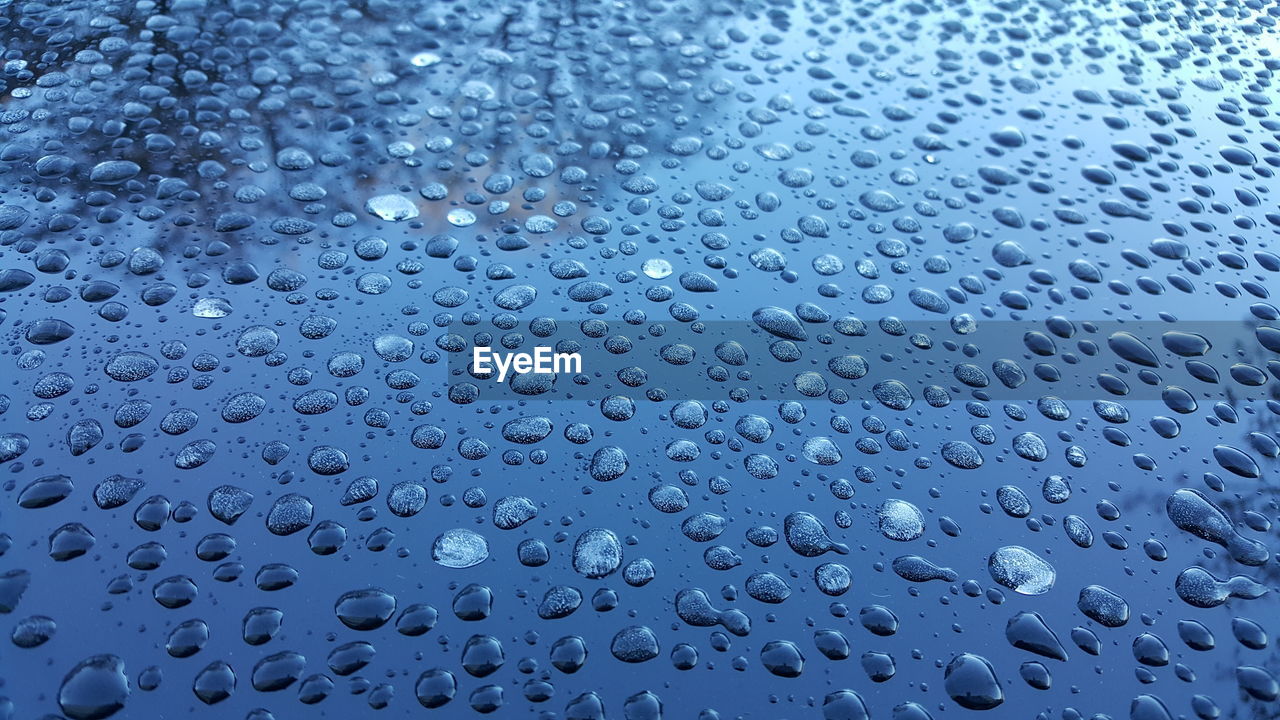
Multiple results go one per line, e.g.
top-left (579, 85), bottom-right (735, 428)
top-left (443, 315), bottom-right (1275, 403)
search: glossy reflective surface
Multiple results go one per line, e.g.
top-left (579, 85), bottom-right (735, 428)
top-left (1, 1), bottom-right (1279, 719)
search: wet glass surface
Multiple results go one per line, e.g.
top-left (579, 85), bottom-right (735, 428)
top-left (1, 0), bottom-right (1279, 718)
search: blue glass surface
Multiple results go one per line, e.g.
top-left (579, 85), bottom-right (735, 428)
top-left (1, 1), bottom-right (1278, 719)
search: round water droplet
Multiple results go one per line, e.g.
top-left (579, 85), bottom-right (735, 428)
top-left (432, 529), bottom-right (489, 568)
top-left (988, 546), bottom-right (1056, 595)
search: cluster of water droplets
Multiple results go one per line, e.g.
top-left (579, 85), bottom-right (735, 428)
top-left (1, 0), bottom-right (1279, 718)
